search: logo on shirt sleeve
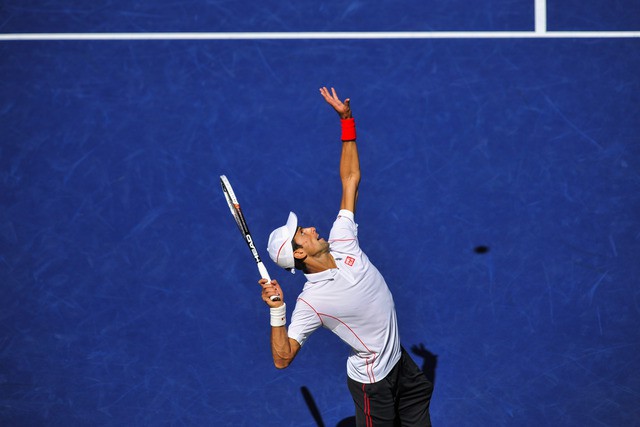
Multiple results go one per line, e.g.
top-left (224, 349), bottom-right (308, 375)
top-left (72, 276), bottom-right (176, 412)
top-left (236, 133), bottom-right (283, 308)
top-left (344, 256), bottom-right (356, 267)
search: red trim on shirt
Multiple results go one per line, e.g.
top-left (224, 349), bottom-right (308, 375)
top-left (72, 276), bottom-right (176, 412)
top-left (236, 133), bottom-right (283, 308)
top-left (297, 299), bottom-right (378, 383)
top-left (297, 298), bottom-right (325, 327)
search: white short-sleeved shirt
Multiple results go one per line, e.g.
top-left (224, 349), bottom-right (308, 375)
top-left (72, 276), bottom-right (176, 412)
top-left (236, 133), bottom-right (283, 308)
top-left (287, 210), bottom-right (402, 384)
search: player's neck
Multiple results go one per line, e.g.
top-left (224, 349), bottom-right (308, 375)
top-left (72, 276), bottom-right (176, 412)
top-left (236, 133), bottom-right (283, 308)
top-left (303, 252), bottom-right (337, 274)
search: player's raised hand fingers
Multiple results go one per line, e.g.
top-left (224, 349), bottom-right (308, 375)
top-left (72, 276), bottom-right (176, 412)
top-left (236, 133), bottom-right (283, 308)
top-left (320, 86), bottom-right (339, 101)
top-left (319, 86), bottom-right (333, 102)
top-left (320, 88), bottom-right (342, 107)
top-left (320, 87), bottom-right (352, 119)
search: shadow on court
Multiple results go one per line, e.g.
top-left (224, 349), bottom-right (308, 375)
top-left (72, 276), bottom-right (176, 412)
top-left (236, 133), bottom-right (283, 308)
top-left (301, 344), bottom-right (438, 427)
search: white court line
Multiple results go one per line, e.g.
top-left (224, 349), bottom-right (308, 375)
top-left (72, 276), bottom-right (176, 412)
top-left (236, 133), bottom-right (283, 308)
top-left (1, 31), bottom-right (640, 41)
top-left (535, 0), bottom-right (547, 34)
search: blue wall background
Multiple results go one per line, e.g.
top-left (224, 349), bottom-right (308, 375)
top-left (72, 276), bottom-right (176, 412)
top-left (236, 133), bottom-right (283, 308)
top-left (1, 1), bottom-right (639, 426)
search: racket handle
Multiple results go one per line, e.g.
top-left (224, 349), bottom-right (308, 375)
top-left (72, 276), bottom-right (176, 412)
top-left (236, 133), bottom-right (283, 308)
top-left (258, 262), bottom-right (281, 302)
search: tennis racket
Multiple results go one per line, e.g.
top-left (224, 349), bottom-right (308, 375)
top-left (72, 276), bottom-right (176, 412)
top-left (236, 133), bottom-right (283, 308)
top-left (220, 175), bottom-right (280, 301)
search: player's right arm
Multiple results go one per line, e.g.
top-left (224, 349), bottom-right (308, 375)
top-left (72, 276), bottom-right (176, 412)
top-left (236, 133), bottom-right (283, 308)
top-left (259, 278), bottom-right (301, 369)
top-left (320, 87), bottom-right (361, 214)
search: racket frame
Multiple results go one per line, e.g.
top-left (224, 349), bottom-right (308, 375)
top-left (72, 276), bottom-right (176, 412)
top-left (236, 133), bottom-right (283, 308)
top-left (220, 175), bottom-right (279, 301)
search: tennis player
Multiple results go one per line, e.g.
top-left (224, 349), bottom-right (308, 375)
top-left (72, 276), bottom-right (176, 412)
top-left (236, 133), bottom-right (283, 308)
top-left (259, 87), bottom-right (433, 426)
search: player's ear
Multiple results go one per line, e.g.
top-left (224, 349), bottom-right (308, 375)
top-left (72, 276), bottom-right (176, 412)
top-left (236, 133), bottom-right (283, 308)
top-left (293, 247), bottom-right (306, 260)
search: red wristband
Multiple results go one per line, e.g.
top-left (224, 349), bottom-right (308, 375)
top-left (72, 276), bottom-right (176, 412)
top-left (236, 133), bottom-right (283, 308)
top-left (341, 118), bottom-right (356, 141)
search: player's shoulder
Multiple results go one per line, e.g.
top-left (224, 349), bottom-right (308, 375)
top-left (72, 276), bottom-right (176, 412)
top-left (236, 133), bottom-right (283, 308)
top-left (331, 209), bottom-right (357, 237)
top-left (336, 209), bottom-right (355, 222)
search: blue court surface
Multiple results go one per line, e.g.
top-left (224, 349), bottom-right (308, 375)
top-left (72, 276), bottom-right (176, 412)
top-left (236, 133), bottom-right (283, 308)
top-left (1, 1), bottom-right (639, 426)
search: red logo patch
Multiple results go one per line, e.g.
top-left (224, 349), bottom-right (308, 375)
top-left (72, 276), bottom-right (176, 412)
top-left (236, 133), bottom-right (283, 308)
top-left (345, 256), bottom-right (355, 267)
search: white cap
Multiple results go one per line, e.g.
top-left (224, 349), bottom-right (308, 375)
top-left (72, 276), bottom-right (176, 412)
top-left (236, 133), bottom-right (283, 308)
top-left (267, 212), bottom-right (298, 272)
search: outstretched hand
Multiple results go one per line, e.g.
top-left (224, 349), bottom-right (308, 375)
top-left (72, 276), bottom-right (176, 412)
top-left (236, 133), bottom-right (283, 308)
top-left (320, 87), bottom-right (352, 119)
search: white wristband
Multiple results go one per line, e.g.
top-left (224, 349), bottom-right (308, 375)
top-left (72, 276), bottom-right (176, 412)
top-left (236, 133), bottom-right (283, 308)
top-left (270, 303), bottom-right (287, 327)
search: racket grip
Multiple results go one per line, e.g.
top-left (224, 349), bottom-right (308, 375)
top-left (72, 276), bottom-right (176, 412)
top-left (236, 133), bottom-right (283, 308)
top-left (258, 262), bottom-right (281, 302)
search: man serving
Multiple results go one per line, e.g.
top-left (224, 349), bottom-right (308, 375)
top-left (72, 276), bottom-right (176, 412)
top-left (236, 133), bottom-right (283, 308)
top-left (259, 87), bottom-right (433, 426)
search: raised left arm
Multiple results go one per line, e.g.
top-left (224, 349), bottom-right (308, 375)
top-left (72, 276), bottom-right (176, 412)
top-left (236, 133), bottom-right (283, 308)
top-left (319, 87), bottom-right (361, 214)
